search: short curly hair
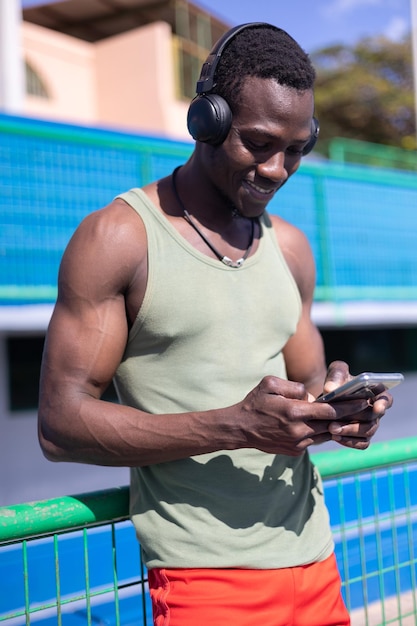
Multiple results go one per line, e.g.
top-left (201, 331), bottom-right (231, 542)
top-left (211, 24), bottom-right (316, 114)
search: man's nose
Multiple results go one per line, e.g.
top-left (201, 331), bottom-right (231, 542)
top-left (256, 151), bottom-right (289, 184)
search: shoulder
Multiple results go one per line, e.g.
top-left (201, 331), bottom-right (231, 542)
top-left (60, 197), bottom-right (148, 295)
top-left (78, 196), bottom-right (146, 241)
top-left (268, 212), bottom-right (311, 251)
top-left (268, 213), bottom-right (316, 303)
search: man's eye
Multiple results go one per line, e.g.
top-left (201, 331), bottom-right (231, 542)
top-left (244, 139), bottom-right (269, 151)
top-left (286, 146), bottom-right (305, 156)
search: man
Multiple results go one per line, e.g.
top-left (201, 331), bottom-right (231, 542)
top-left (38, 23), bottom-right (392, 625)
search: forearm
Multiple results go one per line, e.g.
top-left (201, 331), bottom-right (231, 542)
top-left (38, 396), bottom-right (244, 467)
top-left (39, 358), bottom-right (353, 465)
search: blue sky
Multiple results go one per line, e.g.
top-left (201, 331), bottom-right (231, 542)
top-left (193, 0), bottom-right (411, 52)
top-left (21, 0), bottom-right (412, 53)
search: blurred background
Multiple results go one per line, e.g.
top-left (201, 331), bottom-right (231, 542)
top-left (0, 0), bottom-right (416, 506)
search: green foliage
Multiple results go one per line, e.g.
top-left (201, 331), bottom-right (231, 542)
top-left (312, 35), bottom-right (416, 152)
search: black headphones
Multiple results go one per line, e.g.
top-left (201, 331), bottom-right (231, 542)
top-left (187, 22), bottom-right (319, 154)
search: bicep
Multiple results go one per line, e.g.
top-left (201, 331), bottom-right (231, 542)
top-left (42, 294), bottom-right (128, 401)
top-left (283, 316), bottom-right (327, 396)
top-left (40, 206), bottom-right (139, 407)
top-left (272, 216), bottom-right (327, 395)
top-left (282, 234), bottom-right (326, 390)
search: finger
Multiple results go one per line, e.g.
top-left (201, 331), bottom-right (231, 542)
top-left (288, 421), bottom-right (335, 451)
top-left (306, 419), bottom-right (339, 437)
top-left (371, 392), bottom-right (393, 413)
top-left (323, 361), bottom-right (350, 393)
top-left (318, 397), bottom-right (371, 420)
top-left (331, 437), bottom-right (372, 450)
top-left (300, 432), bottom-right (334, 448)
top-left (329, 417), bottom-right (379, 437)
top-left (261, 376), bottom-right (308, 400)
top-left (328, 392), bottom-right (392, 421)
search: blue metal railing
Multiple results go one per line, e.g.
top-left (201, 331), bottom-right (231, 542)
top-left (1, 437), bottom-right (416, 625)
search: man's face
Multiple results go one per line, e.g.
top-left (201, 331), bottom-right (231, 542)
top-left (201, 77), bottom-right (315, 218)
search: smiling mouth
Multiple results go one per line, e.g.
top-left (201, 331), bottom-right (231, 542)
top-left (244, 179), bottom-right (277, 196)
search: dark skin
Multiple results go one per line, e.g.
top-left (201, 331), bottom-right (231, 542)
top-left (38, 77), bottom-right (392, 467)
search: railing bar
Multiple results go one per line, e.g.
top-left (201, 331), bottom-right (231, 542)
top-left (0, 486), bottom-right (131, 543)
top-left (348, 564), bottom-right (405, 581)
top-left (140, 544), bottom-right (148, 626)
top-left (355, 473), bottom-right (370, 625)
top-left (311, 438), bottom-right (417, 479)
top-left (53, 534), bottom-right (62, 626)
top-left (371, 469), bottom-right (387, 625)
top-left (22, 540), bottom-right (30, 626)
top-left (403, 466), bottom-right (417, 620)
top-left (0, 580), bottom-right (145, 621)
top-left (346, 558), bottom-right (417, 583)
top-left (331, 503), bottom-right (417, 533)
top-left (111, 522), bottom-right (121, 626)
top-left (336, 477), bottom-right (352, 612)
top-left (29, 584), bottom-right (139, 608)
top-left (54, 533), bottom-right (62, 626)
top-left (387, 467), bottom-right (403, 623)
top-left (83, 527), bottom-right (92, 626)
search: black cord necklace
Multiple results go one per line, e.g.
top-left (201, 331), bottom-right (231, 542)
top-left (171, 167), bottom-right (255, 269)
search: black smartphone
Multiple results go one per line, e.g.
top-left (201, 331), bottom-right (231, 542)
top-left (316, 372), bottom-right (404, 403)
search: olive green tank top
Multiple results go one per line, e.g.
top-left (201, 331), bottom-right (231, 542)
top-left (114, 188), bottom-right (333, 569)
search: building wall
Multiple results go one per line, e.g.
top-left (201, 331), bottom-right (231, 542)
top-left (95, 21), bottom-right (189, 138)
top-left (22, 20), bottom-right (190, 140)
top-left (22, 21), bottom-right (98, 123)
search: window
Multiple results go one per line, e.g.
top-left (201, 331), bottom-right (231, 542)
top-left (25, 61), bottom-right (49, 98)
top-left (176, 42), bottom-right (205, 100)
top-left (174, 0), bottom-right (227, 101)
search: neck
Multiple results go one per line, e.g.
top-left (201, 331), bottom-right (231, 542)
top-left (171, 166), bottom-right (257, 269)
top-left (173, 163), bottom-right (240, 226)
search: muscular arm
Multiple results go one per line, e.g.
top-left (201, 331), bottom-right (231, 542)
top-left (273, 216), bottom-right (327, 397)
top-left (38, 201), bottom-right (245, 467)
top-left (274, 214), bottom-right (393, 448)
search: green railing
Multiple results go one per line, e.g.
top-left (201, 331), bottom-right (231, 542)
top-left (1, 437), bottom-right (417, 625)
top-left (329, 137), bottom-right (417, 172)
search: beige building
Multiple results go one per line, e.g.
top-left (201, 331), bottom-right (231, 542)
top-left (21, 0), bottom-right (229, 140)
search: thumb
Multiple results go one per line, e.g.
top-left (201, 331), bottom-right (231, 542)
top-left (324, 361), bottom-right (351, 392)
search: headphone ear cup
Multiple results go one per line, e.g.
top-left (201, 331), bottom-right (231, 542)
top-left (187, 94), bottom-right (232, 146)
top-left (302, 117), bottom-right (320, 155)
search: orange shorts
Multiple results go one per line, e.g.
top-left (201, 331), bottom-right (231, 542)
top-left (148, 553), bottom-right (350, 626)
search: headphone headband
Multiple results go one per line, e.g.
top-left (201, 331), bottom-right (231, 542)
top-left (196, 22), bottom-right (273, 94)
